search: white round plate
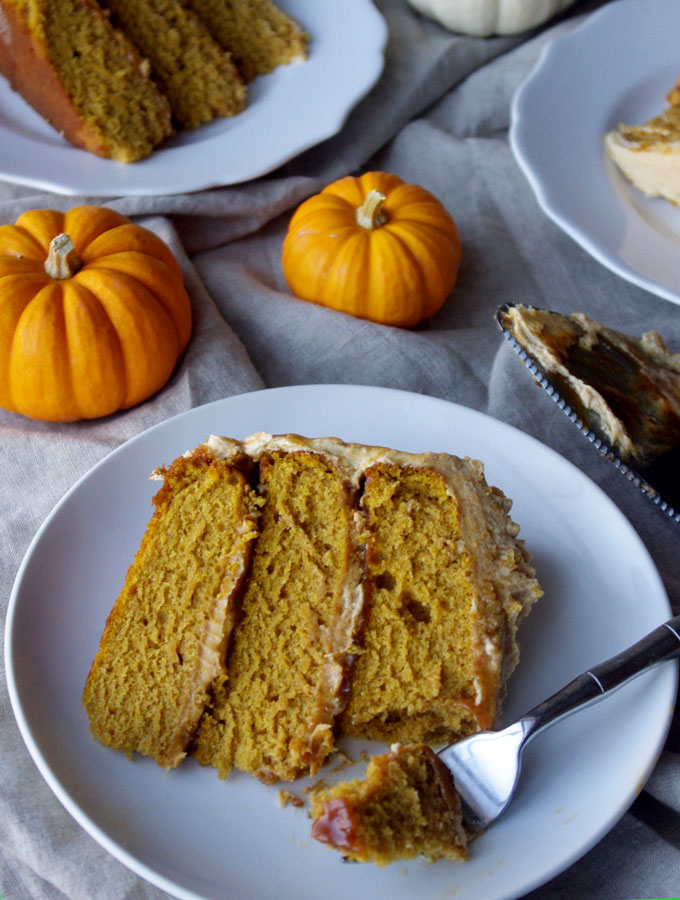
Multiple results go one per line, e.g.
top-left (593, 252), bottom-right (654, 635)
top-left (6, 385), bottom-right (675, 900)
top-left (0, 0), bottom-right (386, 196)
top-left (510, 0), bottom-right (680, 305)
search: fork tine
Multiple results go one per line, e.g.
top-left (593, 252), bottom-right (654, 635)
top-left (439, 614), bottom-right (680, 833)
top-left (438, 721), bottom-right (529, 831)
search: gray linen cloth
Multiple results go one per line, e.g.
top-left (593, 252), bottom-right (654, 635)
top-left (1, 1), bottom-right (678, 897)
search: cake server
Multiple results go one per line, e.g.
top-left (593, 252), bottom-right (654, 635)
top-left (496, 302), bottom-right (680, 524)
top-left (438, 614), bottom-right (680, 833)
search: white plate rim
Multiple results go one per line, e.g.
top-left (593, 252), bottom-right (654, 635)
top-left (5, 384), bottom-right (676, 900)
top-left (510, 0), bottom-right (680, 306)
top-left (0, 0), bottom-right (387, 196)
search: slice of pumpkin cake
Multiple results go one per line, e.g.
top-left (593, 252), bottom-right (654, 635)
top-left (98, 0), bottom-right (246, 129)
top-left (183, 0), bottom-right (308, 82)
top-left (82, 447), bottom-right (260, 768)
top-left (605, 76), bottom-right (680, 205)
top-left (342, 451), bottom-right (541, 745)
top-left (310, 743), bottom-right (468, 865)
top-left (84, 432), bottom-right (540, 785)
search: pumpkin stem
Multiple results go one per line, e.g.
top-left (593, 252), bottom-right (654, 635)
top-left (44, 233), bottom-right (82, 280)
top-left (356, 190), bottom-right (388, 229)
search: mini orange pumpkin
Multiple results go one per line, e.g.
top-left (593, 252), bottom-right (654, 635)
top-left (282, 172), bottom-right (462, 328)
top-left (0, 206), bottom-right (192, 422)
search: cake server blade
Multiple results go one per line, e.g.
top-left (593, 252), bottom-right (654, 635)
top-left (496, 303), bottom-right (680, 524)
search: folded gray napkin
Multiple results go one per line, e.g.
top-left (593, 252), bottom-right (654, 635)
top-left (1, 1), bottom-right (678, 898)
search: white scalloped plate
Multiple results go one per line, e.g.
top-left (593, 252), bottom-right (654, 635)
top-left (0, 0), bottom-right (387, 196)
top-left (6, 385), bottom-right (675, 900)
top-left (511, 0), bottom-right (680, 305)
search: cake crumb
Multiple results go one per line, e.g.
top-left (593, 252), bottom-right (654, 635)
top-left (278, 789), bottom-right (304, 809)
top-left (330, 750), bottom-right (354, 772)
top-left (306, 779), bottom-right (330, 796)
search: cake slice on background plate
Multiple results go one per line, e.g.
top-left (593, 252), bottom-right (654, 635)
top-left (605, 76), bottom-right (680, 205)
top-left (0, 0), bottom-right (173, 161)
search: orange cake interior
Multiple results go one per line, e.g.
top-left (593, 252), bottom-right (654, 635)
top-left (183, 0), bottom-right (309, 82)
top-left (98, 0), bottom-right (246, 129)
top-left (310, 743), bottom-right (468, 865)
top-left (342, 454), bottom-right (538, 745)
top-left (84, 432), bottom-right (541, 785)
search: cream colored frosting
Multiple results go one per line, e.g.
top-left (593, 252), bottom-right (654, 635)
top-left (0, 6), bottom-right (9, 47)
top-left (167, 523), bottom-right (255, 766)
top-left (164, 498), bottom-right (259, 767)
top-left (605, 96), bottom-right (680, 205)
top-left (605, 128), bottom-right (680, 205)
top-left (208, 431), bottom-right (489, 503)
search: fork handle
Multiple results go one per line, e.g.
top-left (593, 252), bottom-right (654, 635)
top-left (521, 614), bottom-right (680, 743)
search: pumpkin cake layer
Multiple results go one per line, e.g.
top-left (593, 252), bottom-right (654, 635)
top-left (82, 449), bottom-right (260, 768)
top-left (184, 0), bottom-right (308, 82)
top-left (0, 0), bottom-right (173, 162)
top-left (343, 460), bottom-right (502, 743)
top-left (193, 446), bottom-right (363, 782)
top-left (310, 743), bottom-right (468, 865)
top-left (98, 0), bottom-right (245, 128)
top-left (343, 451), bottom-right (540, 744)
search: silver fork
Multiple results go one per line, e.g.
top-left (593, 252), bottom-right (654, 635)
top-left (438, 614), bottom-right (680, 833)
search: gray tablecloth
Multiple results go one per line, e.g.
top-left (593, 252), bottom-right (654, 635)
top-left (1, 1), bottom-right (678, 897)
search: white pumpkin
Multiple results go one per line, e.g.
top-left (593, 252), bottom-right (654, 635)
top-left (406, 0), bottom-right (578, 36)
